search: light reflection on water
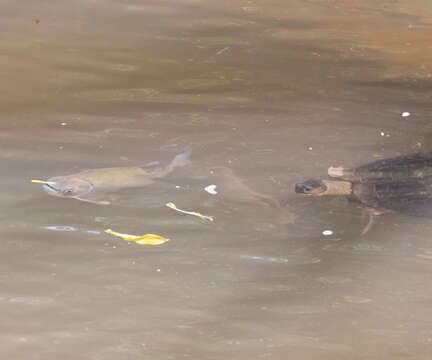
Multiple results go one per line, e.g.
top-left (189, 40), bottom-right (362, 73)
top-left (44, 225), bottom-right (77, 232)
top-left (43, 225), bottom-right (101, 235)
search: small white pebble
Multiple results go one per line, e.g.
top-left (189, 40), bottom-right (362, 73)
top-left (204, 184), bottom-right (218, 195)
top-left (322, 230), bottom-right (333, 236)
top-left (60, 122), bottom-right (67, 126)
top-left (380, 131), bottom-right (385, 137)
top-left (307, 146), bottom-right (313, 151)
top-left (175, 185), bottom-right (180, 189)
top-left (156, 268), bottom-right (161, 272)
top-left (401, 112), bottom-right (410, 117)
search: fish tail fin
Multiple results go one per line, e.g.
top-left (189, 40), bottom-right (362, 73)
top-left (171, 150), bottom-right (192, 168)
top-left (164, 150), bottom-right (192, 174)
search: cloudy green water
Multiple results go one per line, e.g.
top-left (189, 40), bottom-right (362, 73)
top-left (1, 1), bottom-right (432, 359)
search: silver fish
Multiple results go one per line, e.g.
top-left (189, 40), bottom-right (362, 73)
top-left (36, 151), bottom-right (191, 205)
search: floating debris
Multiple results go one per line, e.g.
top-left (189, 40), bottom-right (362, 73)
top-left (204, 184), bottom-right (218, 195)
top-left (166, 202), bottom-right (214, 221)
top-left (401, 112), bottom-right (411, 117)
top-left (104, 229), bottom-right (169, 245)
top-left (322, 230), bottom-right (333, 236)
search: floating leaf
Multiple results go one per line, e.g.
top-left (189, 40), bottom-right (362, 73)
top-left (104, 229), bottom-right (169, 246)
top-left (135, 234), bottom-right (169, 245)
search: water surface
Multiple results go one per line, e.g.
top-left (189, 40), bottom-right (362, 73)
top-left (1, 1), bottom-right (432, 359)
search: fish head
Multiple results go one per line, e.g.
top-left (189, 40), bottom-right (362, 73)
top-left (43, 176), bottom-right (93, 198)
top-left (295, 179), bottom-right (327, 195)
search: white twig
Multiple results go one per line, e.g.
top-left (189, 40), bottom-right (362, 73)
top-left (166, 202), bottom-right (214, 222)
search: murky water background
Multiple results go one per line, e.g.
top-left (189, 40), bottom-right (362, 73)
top-left (1, 1), bottom-right (432, 358)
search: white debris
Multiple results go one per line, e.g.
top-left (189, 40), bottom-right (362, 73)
top-left (60, 122), bottom-right (67, 126)
top-left (401, 112), bottom-right (410, 117)
top-left (166, 202), bottom-right (214, 222)
top-left (322, 230), bottom-right (333, 236)
top-left (204, 184), bottom-right (218, 195)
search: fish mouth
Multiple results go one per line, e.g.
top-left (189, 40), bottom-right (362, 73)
top-left (43, 183), bottom-right (60, 194)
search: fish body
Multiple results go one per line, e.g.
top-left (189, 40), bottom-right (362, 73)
top-left (41, 151), bottom-right (191, 204)
top-left (208, 167), bottom-right (282, 209)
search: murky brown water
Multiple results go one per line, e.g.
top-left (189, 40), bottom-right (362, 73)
top-left (2, 1), bottom-right (432, 359)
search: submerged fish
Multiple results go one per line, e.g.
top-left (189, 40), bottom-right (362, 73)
top-left (33, 151), bottom-right (191, 205)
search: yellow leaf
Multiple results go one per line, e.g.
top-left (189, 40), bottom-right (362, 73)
top-left (104, 229), bottom-right (169, 245)
top-left (135, 234), bottom-right (169, 245)
top-left (104, 229), bottom-right (140, 240)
